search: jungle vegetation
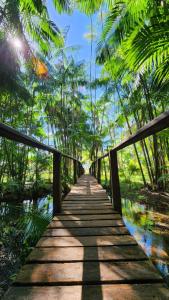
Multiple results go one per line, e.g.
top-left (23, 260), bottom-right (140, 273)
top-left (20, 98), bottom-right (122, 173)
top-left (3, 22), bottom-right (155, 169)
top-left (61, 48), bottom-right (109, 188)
top-left (0, 0), bottom-right (169, 196)
top-left (1, 0), bottom-right (169, 295)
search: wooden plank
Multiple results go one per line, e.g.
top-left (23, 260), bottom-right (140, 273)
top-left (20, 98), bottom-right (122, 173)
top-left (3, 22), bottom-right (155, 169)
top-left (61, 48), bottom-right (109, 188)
top-left (53, 214), bottom-right (121, 221)
top-left (15, 261), bottom-right (162, 284)
top-left (65, 193), bottom-right (107, 196)
top-left (63, 203), bottom-right (112, 207)
top-left (63, 201), bottom-right (111, 205)
top-left (65, 195), bottom-right (108, 198)
top-left (62, 209), bottom-right (116, 214)
top-left (47, 219), bottom-right (124, 228)
top-left (36, 235), bottom-right (137, 247)
top-left (27, 245), bottom-right (147, 262)
top-left (5, 284), bottom-right (169, 300)
top-left (43, 227), bottom-right (129, 237)
top-left (64, 199), bottom-right (109, 202)
top-left (65, 195), bottom-right (108, 197)
top-left (62, 205), bottom-right (113, 210)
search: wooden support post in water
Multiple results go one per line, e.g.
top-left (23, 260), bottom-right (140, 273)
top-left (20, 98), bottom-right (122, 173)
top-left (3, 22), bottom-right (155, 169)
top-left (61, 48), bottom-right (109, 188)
top-left (110, 150), bottom-right (122, 214)
top-left (97, 159), bottom-right (101, 184)
top-left (73, 160), bottom-right (77, 184)
top-left (53, 152), bottom-right (62, 215)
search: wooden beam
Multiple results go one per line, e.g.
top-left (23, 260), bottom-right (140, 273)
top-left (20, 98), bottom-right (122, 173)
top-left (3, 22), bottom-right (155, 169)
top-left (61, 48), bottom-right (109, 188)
top-left (0, 123), bottom-right (57, 153)
top-left (0, 122), bottom-right (80, 162)
top-left (73, 160), bottom-right (77, 184)
top-left (53, 152), bottom-right (62, 215)
top-left (95, 110), bottom-right (169, 161)
top-left (110, 150), bottom-right (122, 215)
top-left (97, 159), bottom-right (101, 184)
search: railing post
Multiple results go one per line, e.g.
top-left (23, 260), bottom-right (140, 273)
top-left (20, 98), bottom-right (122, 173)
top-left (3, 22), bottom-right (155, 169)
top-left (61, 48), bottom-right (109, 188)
top-left (110, 150), bottom-right (122, 214)
top-left (97, 158), bottom-right (101, 184)
top-left (77, 162), bottom-right (80, 177)
top-left (91, 163), bottom-right (93, 176)
top-left (73, 160), bottom-right (77, 184)
top-left (93, 161), bottom-right (96, 178)
top-left (79, 163), bottom-right (83, 176)
top-left (53, 152), bottom-right (62, 215)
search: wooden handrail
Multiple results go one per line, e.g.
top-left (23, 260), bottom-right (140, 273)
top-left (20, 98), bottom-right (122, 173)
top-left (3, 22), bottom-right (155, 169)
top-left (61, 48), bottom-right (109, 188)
top-left (94, 110), bottom-right (169, 161)
top-left (0, 122), bottom-right (83, 215)
top-left (91, 110), bottom-right (169, 215)
top-left (0, 122), bottom-right (80, 161)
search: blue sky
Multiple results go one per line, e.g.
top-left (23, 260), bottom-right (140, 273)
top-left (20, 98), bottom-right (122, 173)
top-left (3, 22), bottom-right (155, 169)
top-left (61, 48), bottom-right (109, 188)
top-left (47, 1), bottom-right (93, 62)
top-left (47, 1), bottom-right (101, 81)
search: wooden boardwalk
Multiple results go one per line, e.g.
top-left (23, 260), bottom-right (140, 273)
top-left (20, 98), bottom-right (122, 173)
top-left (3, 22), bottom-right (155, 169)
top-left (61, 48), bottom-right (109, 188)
top-left (4, 175), bottom-right (169, 299)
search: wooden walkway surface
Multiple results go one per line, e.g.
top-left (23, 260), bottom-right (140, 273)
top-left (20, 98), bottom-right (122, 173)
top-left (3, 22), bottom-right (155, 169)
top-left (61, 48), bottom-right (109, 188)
top-left (4, 175), bottom-right (169, 299)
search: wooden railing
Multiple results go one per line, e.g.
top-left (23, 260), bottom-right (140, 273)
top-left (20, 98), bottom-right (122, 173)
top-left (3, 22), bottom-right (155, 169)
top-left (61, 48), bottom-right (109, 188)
top-left (0, 122), bottom-right (84, 215)
top-left (90, 110), bottom-right (169, 214)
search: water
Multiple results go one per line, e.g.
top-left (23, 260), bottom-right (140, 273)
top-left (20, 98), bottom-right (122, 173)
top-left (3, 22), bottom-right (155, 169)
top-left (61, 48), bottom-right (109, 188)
top-left (122, 197), bottom-right (169, 286)
top-left (1, 195), bottom-right (54, 246)
top-left (0, 195), bottom-right (53, 294)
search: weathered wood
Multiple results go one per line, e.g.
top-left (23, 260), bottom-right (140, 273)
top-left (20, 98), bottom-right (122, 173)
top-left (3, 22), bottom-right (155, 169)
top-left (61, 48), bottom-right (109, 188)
top-left (95, 110), bottom-right (169, 160)
top-left (15, 261), bottom-right (162, 285)
top-left (97, 158), bottom-right (101, 184)
top-left (73, 160), bottom-right (77, 184)
top-left (62, 204), bottom-right (113, 209)
top-left (62, 209), bottom-right (116, 214)
top-left (27, 246), bottom-right (148, 263)
top-left (65, 196), bottom-right (108, 199)
top-left (53, 213), bottom-right (121, 221)
top-left (110, 150), bottom-right (122, 214)
top-left (53, 152), bottom-right (62, 215)
top-left (47, 219), bottom-right (124, 228)
top-left (36, 235), bottom-right (137, 247)
top-left (93, 161), bottom-right (96, 178)
top-left (43, 227), bottom-right (129, 236)
top-left (0, 122), bottom-right (80, 163)
top-left (27, 245), bottom-right (147, 262)
top-left (62, 201), bottom-right (111, 205)
top-left (65, 194), bottom-right (108, 198)
top-left (5, 284), bottom-right (169, 300)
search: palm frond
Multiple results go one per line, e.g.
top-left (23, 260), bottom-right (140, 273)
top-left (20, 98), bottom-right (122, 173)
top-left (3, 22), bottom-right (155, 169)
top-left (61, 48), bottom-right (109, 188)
top-left (125, 15), bottom-right (169, 71)
top-left (53, 0), bottom-right (72, 13)
top-left (76, 0), bottom-right (103, 15)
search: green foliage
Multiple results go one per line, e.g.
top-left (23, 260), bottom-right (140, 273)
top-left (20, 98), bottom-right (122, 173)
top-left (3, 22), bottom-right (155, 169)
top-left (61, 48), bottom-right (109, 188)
top-left (0, 200), bottom-right (52, 290)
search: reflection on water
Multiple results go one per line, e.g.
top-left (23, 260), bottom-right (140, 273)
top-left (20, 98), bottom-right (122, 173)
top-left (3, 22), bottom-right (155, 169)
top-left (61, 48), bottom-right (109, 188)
top-left (1, 195), bottom-right (53, 248)
top-left (1, 195), bottom-right (54, 245)
top-left (0, 196), bottom-right (53, 294)
top-left (1, 195), bottom-right (53, 219)
top-left (122, 197), bottom-right (169, 286)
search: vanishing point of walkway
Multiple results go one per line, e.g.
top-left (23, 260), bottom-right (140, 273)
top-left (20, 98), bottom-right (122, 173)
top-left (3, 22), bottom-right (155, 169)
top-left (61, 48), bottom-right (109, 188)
top-left (4, 175), bottom-right (169, 299)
